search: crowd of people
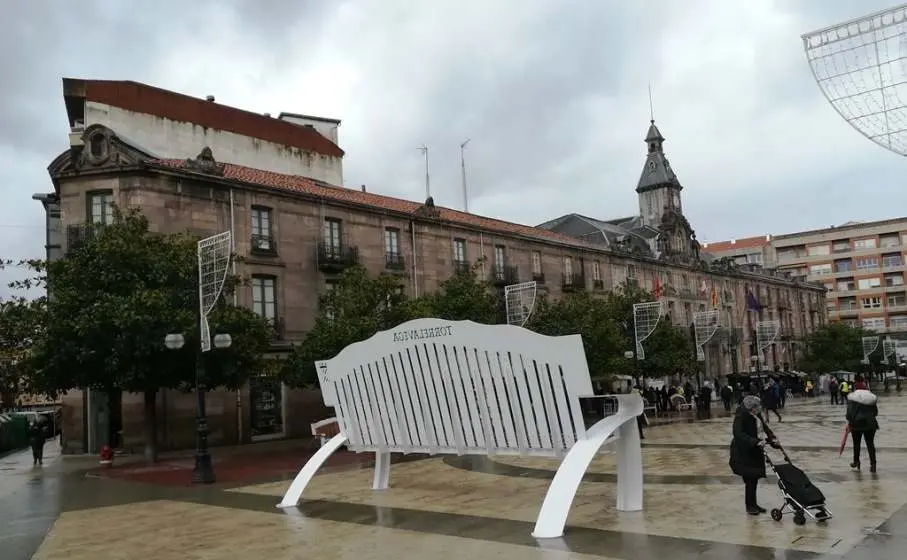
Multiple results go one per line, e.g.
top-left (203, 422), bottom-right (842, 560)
top-left (728, 374), bottom-right (880, 515)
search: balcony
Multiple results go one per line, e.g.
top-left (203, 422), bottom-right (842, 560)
top-left (562, 273), bottom-right (586, 292)
top-left (593, 279), bottom-right (605, 290)
top-left (453, 260), bottom-right (471, 275)
top-left (385, 252), bottom-right (406, 271)
top-left (65, 223), bottom-right (102, 254)
top-left (316, 240), bottom-right (359, 272)
top-left (250, 234), bottom-right (277, 255)
top-left (532, 272), bottom-right (546, 284)
top-left (490, 265), bottom-right (519, 286)
top-left (269, 317), bottom-right (286, 342)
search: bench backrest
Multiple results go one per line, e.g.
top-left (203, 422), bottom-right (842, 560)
top-left (316, 318), bottom-right (594, 457)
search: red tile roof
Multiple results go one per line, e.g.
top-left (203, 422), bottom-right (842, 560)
top-left (147, 159), bottom-right (595, 248)
top-left (703, 235), bottom-right (770, 252)
top-left (68, 79), bottom-right (344, 158)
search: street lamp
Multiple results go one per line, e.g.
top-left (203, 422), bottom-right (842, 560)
top-left (624, 350), bottom-right (640, 389)
top-left (164, 332), bottom-right (232, 484)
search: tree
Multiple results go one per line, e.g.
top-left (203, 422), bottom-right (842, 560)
top-left (281, 266), bottom-right (410, 388)
top-left (22, 210), bottom-right (272, 462)
top-left (797, 322), bottom-right (879, 375)
top-left (408, 260), bottom-right (501, 324)
top-left (528, 292), bottom-right (625, 378)
top-left (0, 295), bottom-right (45, 410)
top-left (636, 322), bottom-right (698, 380)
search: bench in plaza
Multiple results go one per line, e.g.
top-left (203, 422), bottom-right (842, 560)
top-left (278, 318), bottom-right (644, 539)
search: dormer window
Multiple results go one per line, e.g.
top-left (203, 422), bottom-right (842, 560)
top-left (89, 133), bottom-right (106, 158)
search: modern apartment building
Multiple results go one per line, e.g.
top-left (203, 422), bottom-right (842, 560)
top-left (35, 79), bottom-right (826, 454)
top-left (705, 218), bottom-right (907, 336)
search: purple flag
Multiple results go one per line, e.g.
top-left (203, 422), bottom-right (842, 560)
top-left (745, 288), bottom-right (760, 312)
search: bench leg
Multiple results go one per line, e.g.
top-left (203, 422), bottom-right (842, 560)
top-left (615, 419), bottom-right (644, 512)
top-left (532, 437), bottom-right (604, 539)
top-left (373, 450), bottom-right (391, 490)
top-left (277, 433), bottom-right (348, 508)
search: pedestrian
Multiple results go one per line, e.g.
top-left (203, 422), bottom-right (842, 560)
top-left (721, 383), bottom-right (733, 412)
top-left (778, 379), bottom-right (787, 409)
top-left (28, 418), bottom-right (48, 466)
top-left (761, 381), bottom-right (782, 423)
top-left (829, 377), bottom-right (839, 405)
top-left (846, 378), bottom-right (879, 473)
top-left (840, 379), bottom-right (850, 405)
top-left (729, 395), bottom-right (768, 515)
top-left (698, 383), bottom-right (712, 420)
top-left (632, 385), bottom-right (647, 440)
top-left (853, 376), bottom-right (869, 391)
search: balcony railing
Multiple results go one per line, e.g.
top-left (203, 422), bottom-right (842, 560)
top-left (562, 273), bottom-right (586, 292)
top-left (593, 279), bottom-right (605, 290)
top-left (269, 317), bottom-right (286, 341)
top-left (250, 234), bottom-right (277, 255)
top-left (316, 240), bottom-right (359, 271)
top-left (532, 272), bottom-right (546, 284)
top-left (453, 260), bottom-right (471, 275)
top-left (385, 252), bottom-right (406, 271)
top-left (490, 265), bottom-right (519, 286)
top-left (65, 223), bottom-right (103, 254)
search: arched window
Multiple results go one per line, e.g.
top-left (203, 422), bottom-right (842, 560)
top-left (89, 133), bottom-right (105, 158)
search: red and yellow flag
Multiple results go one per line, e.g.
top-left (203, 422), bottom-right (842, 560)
top-left (711, 284), bottom-right (720, 308)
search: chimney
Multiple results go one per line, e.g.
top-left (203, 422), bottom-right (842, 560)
top-left (206, 95), bottom-right (215, 102)
top-left (361, 185), bottom-right (367, 192)
top-left (263, 112), bottom-right (271, 117)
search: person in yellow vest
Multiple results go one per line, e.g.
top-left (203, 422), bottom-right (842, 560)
top-left (806, 379), bottom-right (814, 397)
top-left (839, 380), bottom-right (850, 405)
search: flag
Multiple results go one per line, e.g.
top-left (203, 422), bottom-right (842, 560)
top-left (745, 287), bottom-right (761, 312)
top-left (711, 285), bottom-right (720, 308)
top-left (653, 277), bottom-right (663, 300)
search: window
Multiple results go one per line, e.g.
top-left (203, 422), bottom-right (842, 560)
top-left (854, 238), bottom-right (877, 250)
top-left (323, 218), bottom-right (342, 250)
top-left (836, 279), bottom-right (855, 292)
top-left (861, 296), bottom-right (882, 309)
top-left (531, 251), bottom-right (542, 275)
top-left (807, 244), bottom-right (830, 256)
top-left (891, 315), bottom-right (907, 329)
top-left (882, 254), bottom-right (903, 268)
top-left (888, 293), bottom-right (906, 307)
top-left (251, 276), bottom-right (277, 322)
top-left (823, 282), bottom-right (834, 292)
top-left (885, 273), bottom-right (905, 287)
top-left (857, 277), bottom-right (881, 290)
top-left (88, 191), bottom-right (114, 225)
top-left (494, 245), bottom-right (505, 268)
top-left (626, 265), bottom-right (636, 284)
top-left (863, 317), bottom-right (885, 331)
top-left (880, 235), bottom-right (900, 248)
top-left (251, 207), bottom-right (273, 251)
top-left (856, 257), bottom-right (879, 270)
top-left (839, 297), bottom-right (857, 310)
top-left (324, 280), bottom-right (339, 320)
top-left (747, 252), bottom-right (763, 264)
top-left (832, 240), bottom-right (850, 253)
top-left (453, 238), bottom-right (467, 263)
top-left (384, 227), bottom-right (400, 255)
top-left (808, 263), bottom-right (832, 276)
top-left (834, 259), bottom-right (852, 272)
top-left (563, 257), bottom-right (573, 278)
top-left (89, 134), bottom-right (106, 158)
top-left (592, 261), bottom-right (601, 281)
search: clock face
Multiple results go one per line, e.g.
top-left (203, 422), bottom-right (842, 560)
top-left (648, 160), bottom-right (656, 173)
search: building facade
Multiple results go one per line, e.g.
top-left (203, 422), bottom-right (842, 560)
top-left (36, 80), bottom-right (826, 454)
top-left (706, 219), bottom-right (907, 337)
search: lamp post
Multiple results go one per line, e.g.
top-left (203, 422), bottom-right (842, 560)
top-left (164, 332), bottom-right (232, 484)
top-left (625, 350), bottom-right (639, 389)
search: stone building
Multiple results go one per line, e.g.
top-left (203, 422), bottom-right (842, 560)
top-left (35, 80), bottom-right (826, 454)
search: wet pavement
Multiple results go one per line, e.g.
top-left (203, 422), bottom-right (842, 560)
top-left (4, 395), bottom-right (907, 558)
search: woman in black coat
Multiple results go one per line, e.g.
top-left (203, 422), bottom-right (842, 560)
top-left (729, 395), bottom-right (767, 515)
top-left (846, 386), bottom-right (879, 472)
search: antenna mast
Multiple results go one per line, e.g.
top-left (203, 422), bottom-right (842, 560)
top-left (417, 145), bottom-right (430, 199)
top-left (648, 83), bottom-right (655, 122)
top-left (460, 139), bottom-right (471, 212)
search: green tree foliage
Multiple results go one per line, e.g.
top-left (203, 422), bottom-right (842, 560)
top-left (528, 292), bottom-right (625, 378)
top-left (20, 210), bottom-right (272, 461)
top-left (283, 267), bottom-right (698, 388)
top-left (0, 295), bottom-right (45, 410)
top-left (797, 321), bottom-right (880, 374)
top-left (281, 266), bottom-right (410, 388)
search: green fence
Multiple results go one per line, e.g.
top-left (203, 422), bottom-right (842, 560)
top-left (0, 414), bottom-right (28, 454)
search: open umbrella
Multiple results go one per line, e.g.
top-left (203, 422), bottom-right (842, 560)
top-left (839, 423), bottom-right (851, 457)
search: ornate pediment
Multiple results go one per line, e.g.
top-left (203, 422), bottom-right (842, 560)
top-left (414, 196), bottom-right (441, 219)
top-left (47, 124), bottom-right (152, 178)
top-left (184, 147), bottom-right (225, 177)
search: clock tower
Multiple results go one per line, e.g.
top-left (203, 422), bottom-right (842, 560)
top-left (635, 120), bottom-right (700, 263)
top-left (636, 120), bottom-right (682, 227)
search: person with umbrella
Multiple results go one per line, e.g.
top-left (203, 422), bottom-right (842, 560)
top-left (846, 376), bottom-right (879, 473)
top-left (27, 416), bottom-right (49, 466)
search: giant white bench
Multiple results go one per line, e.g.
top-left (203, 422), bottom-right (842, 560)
top-left (278, 318), bottom-right (644, 539)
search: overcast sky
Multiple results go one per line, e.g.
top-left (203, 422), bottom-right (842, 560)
top-left (2, 0), bottom-right (906, 293)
